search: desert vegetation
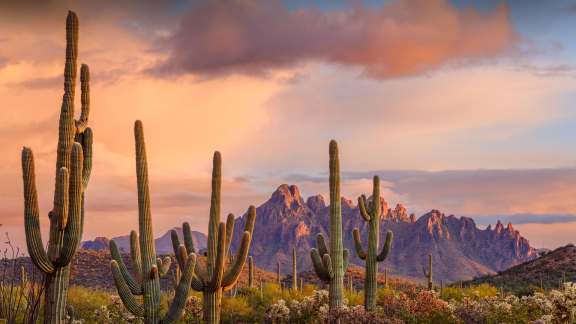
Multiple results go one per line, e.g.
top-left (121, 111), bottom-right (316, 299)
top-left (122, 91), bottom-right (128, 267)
top-left (5, 9), bottom-right (576, 324)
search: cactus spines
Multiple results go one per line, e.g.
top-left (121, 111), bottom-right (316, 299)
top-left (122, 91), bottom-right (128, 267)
top-left (22, 11), bottom-right (93, 324)
top-left (422, 254), bottom-right (433, 290)
top-left (310, 140), bottom-right (349, 310)
top-left (292, 247), bottom-right (297, 292)
top-left (171, 152), bottom-right (256, 324)
top-left (248, 256), bottom-right (254, 288)
top-left (109, 121), bottom-right (196, 324)
top-left (352, 175), bottom-right (394, 311)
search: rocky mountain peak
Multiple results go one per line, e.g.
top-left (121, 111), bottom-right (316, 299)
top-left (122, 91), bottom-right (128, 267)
top-left (306, 195), bottom-right (326, 212)
top-left (269, 184), bottom-right (304, 209)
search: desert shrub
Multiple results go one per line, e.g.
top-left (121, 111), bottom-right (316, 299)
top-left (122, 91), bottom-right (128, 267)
top-left (344, 289), bottom-right (364, 306)
top-left (0, 233), bottom-right (44, 324)
top-left (441, 283), bottom-right (499, 302)
top-left (378, 288), bottom-right (457, 323)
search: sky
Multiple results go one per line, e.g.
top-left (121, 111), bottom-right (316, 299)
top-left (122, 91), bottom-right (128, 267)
top-left (1, 0), bottom-right (576, 251)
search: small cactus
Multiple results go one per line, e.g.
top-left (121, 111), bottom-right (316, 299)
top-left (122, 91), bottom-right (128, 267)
top-left (276, 261), bottom-right (281, 285)
top-left (109, 121), bottom-right (196, 324)
top-left (310, 140), bottom-right (349, 309)
top-left (22, 11), bottom-right (93, 324)
top-left (171, 152), bottom-right (256, 324)
top-left (248, 256), bottom-right (254, 288)
top-left (422, 254), bottom-right (433, 290)
top-left (292, 247), bottom-right (297, 292)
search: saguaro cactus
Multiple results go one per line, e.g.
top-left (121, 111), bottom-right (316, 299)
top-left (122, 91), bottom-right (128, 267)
top-left (310, 140), bottom-right (349, 309)
top-left (422, 254), bottom-right (433, 290)
top-left (248, 256), bottom-right (254, 288)
top-left (352, 176), bottom-right (393, 311)
top-left (292, 247), bottom-right (297, 292)
top-left (22, 11), bottom-right (93, 324)
top-left (109, 121), bottom-right (196, 324)
top-left (171, 152), bottom-right (256, 324)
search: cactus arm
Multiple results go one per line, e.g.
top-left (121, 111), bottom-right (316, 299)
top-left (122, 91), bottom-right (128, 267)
top-left (191, 274), bottom-right (204, 292)
top-left (243, 206), bottom-right (256, 234)
top-left (109, 240), bottom-right (142, 295)
top-left (54, 167), bottom-right (70, 231)
top-left (222, 231), bottom-right (251, 289)
top-left (157, 257), bottom-right (172, 276)
top-left (376, 231), bottom-right (394, 262)
top-left (316, 233), bottom-right (329, 257)
top-left (208, 223), bottom-right (226, 290)
top-left (75, 64), bottom-right (90, 133)
top-left (80, 127), bottom-right (92, 189)
top-left (182, 222), bottom-right (196, 253)
top-left (343, 248), bottom-right (349, 271)
top-left (224, 213), bottom-right (235, 253)
top-left (352, 228), bottom-right (367, 260)
top-left (310, 248), bottom-right (330, 282)
top-left (171, 229), bottom-right (181, 254)
top-left (358, 195), bottom-right (371, 222)
top-left (322, 254), bottom-right (334, 279)
top-left (56, 144), bottom-right (84, 266)
top-left (162, 254), bottom-right (196, 324)
top-left (22, 148), bottom-right (55, 274)
top-left (110, 260), bottom-right (145, 317)
top-left (221, 206), bottom-right (256, 289)
top-left (130, 231), bottom-right (143, 282)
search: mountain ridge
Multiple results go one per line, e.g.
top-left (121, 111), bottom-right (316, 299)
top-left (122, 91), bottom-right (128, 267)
top-left (82, 183), bottom-right (537, 282)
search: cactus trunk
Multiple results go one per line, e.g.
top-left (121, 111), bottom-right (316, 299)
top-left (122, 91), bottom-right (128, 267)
top-left (309, 141), bottom-right (349, 314)
top-left (329, 141), bottom-right (344, 309)
top-left (43, 268), bottom-right (69, 323)
top-left (203, 290), bottom-right (222, 324)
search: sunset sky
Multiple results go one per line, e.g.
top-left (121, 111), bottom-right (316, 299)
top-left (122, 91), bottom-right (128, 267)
top-left (1, 0), bottom-right (576, 251)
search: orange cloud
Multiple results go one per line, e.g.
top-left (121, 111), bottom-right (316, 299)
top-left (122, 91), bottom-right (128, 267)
top-left (152, 0), bottom-right (516, 78)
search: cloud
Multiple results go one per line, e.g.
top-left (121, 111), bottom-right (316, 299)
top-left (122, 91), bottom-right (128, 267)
top-left (515, 63), bottom-right (576, 78)
top-left (150, 0), bottom-right (517, 79)
top-left (339, 168), bottom-right (576, 217)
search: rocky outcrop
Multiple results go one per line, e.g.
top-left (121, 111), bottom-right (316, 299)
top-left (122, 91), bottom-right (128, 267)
top-left (81, 237), bottom-right (110, 250)
top-left (232, 184), bottom-right (537, 282)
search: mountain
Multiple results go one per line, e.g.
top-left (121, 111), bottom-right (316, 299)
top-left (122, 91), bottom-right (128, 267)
top-left (464, 244), bottom-right (576, 293)
top-left (82, 228), bottom-right (207, 255)
top-left (231, 184), bottom-right (537, 282)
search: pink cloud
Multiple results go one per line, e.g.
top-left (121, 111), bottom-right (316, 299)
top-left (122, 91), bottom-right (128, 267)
top-left (151, 0), bottom-right (517, 79)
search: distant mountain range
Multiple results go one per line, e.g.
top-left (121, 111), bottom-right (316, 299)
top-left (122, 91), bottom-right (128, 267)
top-left (82, 228), bottom-right (207, 254)
top-left (82, 184), bottom-right (537, 282)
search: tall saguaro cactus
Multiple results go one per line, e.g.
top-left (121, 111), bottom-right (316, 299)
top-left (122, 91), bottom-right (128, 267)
top-left (352, 176), bottom-right (393, 311)
top-left (171, 152), bottom-right (256, 324)
top-left (423, 254), bottom-right (433, 290)
top-left (22, 11), bottom-right (93, 324)
top-left (310, 140), bottom-right (349, 309)
top-left (292, 247), bottom-right (297, 292)
top-left (109, 121), bottom-right (196, 324)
